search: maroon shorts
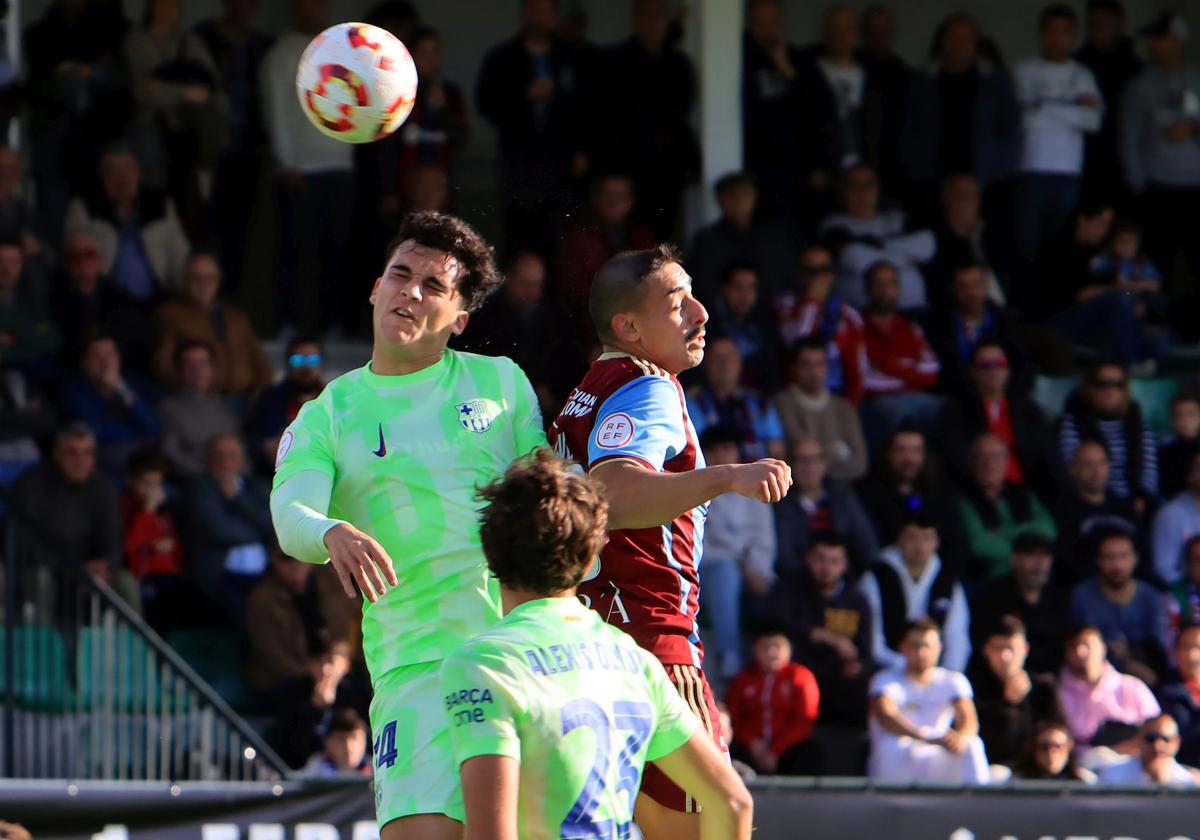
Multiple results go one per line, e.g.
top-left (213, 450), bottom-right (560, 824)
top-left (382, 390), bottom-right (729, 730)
top-left (640, 663), bottom-right (727, 812)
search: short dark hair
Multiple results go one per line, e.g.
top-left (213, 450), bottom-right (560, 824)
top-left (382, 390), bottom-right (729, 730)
top-left (720, 260), bottom-right (759, 285)
top-left (125, 445), bottom-right (166, 478)
top-left (1092, 526), bottom-right (1135, 558)
top-left (0, 234), bottom-right (22, 253)
top-left (807, 530), bottom-right (850, 554)
top-left (1170, 390), bottom-right (1200, 410)
top-left (1012, 530), bottom-right (1055, 556)
top-left (863, 259), bottom-right (898, 291)
top-left (714, 170), bottom-right (755, 196)
top-left (173, 338), bottom-right (214, 373)
top-left (1064, 623), bottom-right (1103, 646)
top-left (1182, 534), bottom-right (1200, 565)
top-left (79, 327), bottom-right (117, 360)
top-left (969, 339), bottom-right (1008, 365)
top-left (751, 620), bottom-right (792, 643)
top-left (952, 260), bottom-right (989, 280)
top-left (327, 707), bottom-right (367, 735)
top-left (700, 423), bottom-right (741, 452)
top-left (477, 449), bottom-right (608, 595)
top-left (285, 334), bottom-right (323, 358)
top-left (1086, 0), bottom-right (1124, 16)
top-left (899, 510), bottom-right (938, 533)
top-left (985, 614), bottom-right (1027, 642)
top-left (1177, 622), bottom-right (1200, 647)
top-left (589, 243), bottom-right (681, 342)
top-left (903, 617), bottom-right (942, 641)
top-left (1040, 3), bottom-right (1078, 28)
top-left (408, 24), bottom-right (440, 48)
top-left (788, 335), bottom-right (830, 364)
top-left (385, 212), bottom-right (501, 312)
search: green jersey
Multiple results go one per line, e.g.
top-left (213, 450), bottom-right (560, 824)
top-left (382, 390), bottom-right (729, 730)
top-left (273, 349), bottom-right (545, 677)
top-left (440, 597), bottom-right (699, 840)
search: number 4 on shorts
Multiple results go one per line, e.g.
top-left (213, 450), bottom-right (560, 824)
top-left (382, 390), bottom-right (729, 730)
top-left (374, 720), bottom-right (398, 769)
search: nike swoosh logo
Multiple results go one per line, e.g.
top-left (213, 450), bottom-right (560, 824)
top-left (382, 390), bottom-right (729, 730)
top-left (373, 423), bottom-right (387, 457)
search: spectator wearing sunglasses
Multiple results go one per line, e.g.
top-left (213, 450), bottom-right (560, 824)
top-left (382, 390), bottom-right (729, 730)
top-left (1097, 714), bottom-right (1198, 786)
top-left (940, 341), bottom-right (1057, 497)
top-left (154, 250), bottom-right (273, 397)
top-left (246, 336), bottom-right (325, 474)
top-left (774, 244), bottom-right (866, 405)
top-left (1011, 720), bottom-right (1094, 781)
top-left (1057, 360), bottom-right (1158, 505)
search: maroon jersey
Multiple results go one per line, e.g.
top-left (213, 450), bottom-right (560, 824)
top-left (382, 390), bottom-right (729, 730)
top-left (549, 353), bottom-right (708, 667)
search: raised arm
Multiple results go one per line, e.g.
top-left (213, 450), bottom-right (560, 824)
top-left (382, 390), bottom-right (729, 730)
top-left (591, 459), bottom-right (791, 530)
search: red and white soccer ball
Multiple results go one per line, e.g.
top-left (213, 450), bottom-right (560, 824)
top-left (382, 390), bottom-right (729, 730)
top-left (295, 22), bottom-right (418, 144)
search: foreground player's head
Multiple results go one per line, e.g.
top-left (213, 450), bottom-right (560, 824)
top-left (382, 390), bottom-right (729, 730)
top-left (370, 211), bottom-right (500, 356)
top-left (477, 449), bottom-right (608, 601)
top-left (590, 244), bottom-right (708, 375)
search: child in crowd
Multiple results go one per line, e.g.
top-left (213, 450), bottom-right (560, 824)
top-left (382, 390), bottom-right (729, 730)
top-left (726, 624), bottom-right (821, 776)
top-left (1161, 393), bottom-right (1200, 499)
top-left (120, 447), bottom-right (204, 634)
top-left (1089, 219), bottom-right (1163, 300)
top-left (307, 708), bottom-right (372, 777)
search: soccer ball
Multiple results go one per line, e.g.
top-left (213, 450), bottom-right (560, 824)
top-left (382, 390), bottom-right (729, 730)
top-left (295, 22), bottom-right (418, 144)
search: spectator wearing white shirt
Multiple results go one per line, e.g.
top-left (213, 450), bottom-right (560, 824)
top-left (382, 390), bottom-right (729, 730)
top-left (859, 512), bottom-right (971, 673)
top-left (259, 0), bottom-right (354, 334)
top-left (1098, 714), bottom-right (1198, 786)
top-left (868, 617), bottom-right (990, 784)
top-left (1014, 4), bottom-right (1104, 263)
top-left (818, 164), bottom-right (935, 311)
top-left (1152, 449), bottom-right (1200, 585)
top-left (698, 425), bottom-right (778, 684)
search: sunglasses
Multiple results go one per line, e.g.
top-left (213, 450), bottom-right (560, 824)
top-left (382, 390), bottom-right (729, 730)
top-left (1036, 739), bottom-right (1070, 751)
top-left (1144, 732), bottom-right (1177, 744)
top-left (1090, 378), bottom-right (1126, 390)
top-left (288, 353), bottom-right (322, 368)
top-left (975, 358), bottom-right (1009, 370)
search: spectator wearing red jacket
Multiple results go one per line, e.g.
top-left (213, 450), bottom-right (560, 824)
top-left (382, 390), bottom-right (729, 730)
top-left (859, 260), bottom-right (942, 452)
top-left (726, 623), bottom-right (821, 775)
top-left (120, 447), bottom-right (209, 634)
top-left (775, 244), bottom-right (866, 405)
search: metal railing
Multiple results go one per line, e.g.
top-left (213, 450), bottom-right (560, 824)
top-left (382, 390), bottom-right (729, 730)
top-left (0, 486), bottom-right (290, 781)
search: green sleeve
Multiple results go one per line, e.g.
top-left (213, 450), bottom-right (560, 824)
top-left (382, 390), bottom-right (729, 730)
top-left (958, 496), bottom-right (1013, 577)
top-left (642, 652), bottom-right (700, 762)
top-left (269, 469), bottom-right (343, 565)
top-left (1024, 491), bottom-right (1058, 542)
top-left (509, 362), bottom-right (547, 456)
top-left (272, 394), bottom-right (336, 487)
top-left (440, 646), bottom-right (524, 765)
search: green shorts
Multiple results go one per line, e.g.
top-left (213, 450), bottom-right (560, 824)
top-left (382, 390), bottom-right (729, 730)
top-left (370, 660), bottom-right (463, 829)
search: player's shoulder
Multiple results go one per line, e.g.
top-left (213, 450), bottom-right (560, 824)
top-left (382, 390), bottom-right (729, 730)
top-left (448, 349), bottom-right (532, 392)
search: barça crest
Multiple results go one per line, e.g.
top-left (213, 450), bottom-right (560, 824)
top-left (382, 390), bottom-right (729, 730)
top-left (456, 400), bottom-right (494, 433)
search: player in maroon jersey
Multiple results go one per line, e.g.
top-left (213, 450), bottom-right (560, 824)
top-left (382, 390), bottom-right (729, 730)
top-left (549, 244), bottom-right (792, 838)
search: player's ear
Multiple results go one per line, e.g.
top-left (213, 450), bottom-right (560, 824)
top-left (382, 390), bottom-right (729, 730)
top-left (610, 312), bottom-right (638, 344)
top-left (449, 310), bottom-right (470, 336)
top-left (368, 276), bottom-right (382, 305)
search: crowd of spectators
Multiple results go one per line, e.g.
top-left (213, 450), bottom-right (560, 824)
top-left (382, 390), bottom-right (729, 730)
top-left (2, 0), bottom-right (1200, 780)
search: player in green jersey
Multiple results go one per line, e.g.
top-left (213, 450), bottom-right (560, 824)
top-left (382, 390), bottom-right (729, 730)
top-left (270, 212), bottom-right (546, 840)
top-left (441, 450), bottom-right (753, 840)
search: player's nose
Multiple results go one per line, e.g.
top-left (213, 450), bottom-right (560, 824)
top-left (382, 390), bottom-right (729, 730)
top-left (691, 297), bottom-right (709, 326)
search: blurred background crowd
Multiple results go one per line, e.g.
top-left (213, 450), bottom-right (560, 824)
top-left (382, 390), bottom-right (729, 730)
top-left (1, 0), bottom-right (1200, 781)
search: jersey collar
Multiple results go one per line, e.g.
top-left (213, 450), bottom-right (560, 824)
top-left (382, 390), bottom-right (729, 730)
top-left (362, 349), bottom-right (451, 388)
top-left (505, 595), bottom-right (590, 620)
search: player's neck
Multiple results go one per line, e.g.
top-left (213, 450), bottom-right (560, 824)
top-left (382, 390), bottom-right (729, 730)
top-left (501, 586), bottom-right (577, 615)
top-left (371, 343), bottom-right (445, 376)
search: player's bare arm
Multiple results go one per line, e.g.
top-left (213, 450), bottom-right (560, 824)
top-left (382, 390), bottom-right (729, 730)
top-left (870, 693), bottom-right (928, 741)
top-left (459, 755), bottom-right (520, 840)
top-left (591, 458), bottom-right (793, 530)
top-left (648, 733), bottom-right (754, 840)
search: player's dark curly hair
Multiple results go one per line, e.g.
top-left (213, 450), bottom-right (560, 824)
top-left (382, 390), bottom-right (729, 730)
top-left (385, 212), bottom-right (501, 312)
top-left (477, 449), bottom-right (608, 595)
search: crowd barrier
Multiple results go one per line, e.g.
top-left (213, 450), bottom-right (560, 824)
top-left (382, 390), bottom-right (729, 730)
top-left (3, 778), bottom-right (1200, 840)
